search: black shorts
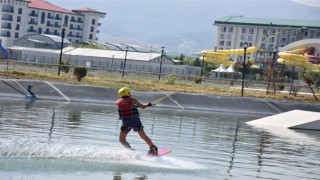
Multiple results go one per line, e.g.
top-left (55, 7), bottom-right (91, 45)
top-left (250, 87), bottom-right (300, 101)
top-left (120, 122), bottom-right (144, 133)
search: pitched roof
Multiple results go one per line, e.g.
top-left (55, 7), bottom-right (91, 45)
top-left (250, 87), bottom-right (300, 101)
top-left (215, 16), bottom-right (320, 29)
top-left (73, 7), bottom-right (106, 14)
top-left (28, 0), bottom-right (77, 14)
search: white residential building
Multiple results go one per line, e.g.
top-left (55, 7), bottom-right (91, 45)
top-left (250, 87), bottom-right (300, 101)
top-left (214, 16), bottom-right (320, 64)
top-left (0, 0), bottom-right (105, 47)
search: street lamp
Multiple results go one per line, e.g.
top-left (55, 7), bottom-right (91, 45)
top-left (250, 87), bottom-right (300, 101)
top-left (58, 25), bottom-right (66, 76)
top-left (122, 47), bottom-right (129, 77)
top-left (158, 46), bottom-right (165, 80)
top-left (241, 42), bottom-right (248, 97)
top-left (200, 52), bottom-right (206, 84)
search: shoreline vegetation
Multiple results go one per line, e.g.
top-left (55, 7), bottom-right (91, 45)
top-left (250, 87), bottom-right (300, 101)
top-left (0, 69), bottom-right (319, 104)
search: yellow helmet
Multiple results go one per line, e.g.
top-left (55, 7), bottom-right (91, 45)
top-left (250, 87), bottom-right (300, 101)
top-left (118, 87), bottom-right (131, 98)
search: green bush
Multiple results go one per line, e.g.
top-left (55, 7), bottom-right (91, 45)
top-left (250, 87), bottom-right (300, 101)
top-left (165, 74), bottom-right (176, 85)
top-left (73, 67), bottom-right (88, 81)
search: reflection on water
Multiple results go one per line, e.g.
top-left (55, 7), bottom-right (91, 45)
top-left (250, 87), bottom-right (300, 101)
top-left (0, 99), bottom-right (319, 180)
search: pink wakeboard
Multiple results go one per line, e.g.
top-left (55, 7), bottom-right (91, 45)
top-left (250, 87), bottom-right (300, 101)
top-left (147, 149), bottom-right (172, 157)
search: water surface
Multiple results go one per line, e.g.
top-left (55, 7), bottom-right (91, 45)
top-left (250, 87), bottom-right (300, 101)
top-left (0, 99), bottom-right (319, 179)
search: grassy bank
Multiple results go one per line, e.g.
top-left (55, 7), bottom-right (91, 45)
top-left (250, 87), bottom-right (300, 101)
top-left (0, 69), bottom-right (319, 104)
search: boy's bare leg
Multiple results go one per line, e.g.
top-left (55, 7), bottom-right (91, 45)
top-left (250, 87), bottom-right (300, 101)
top-left (138, 130), bottom-right (153, 146)
top-left (119, 131), bottom-right (132, 149)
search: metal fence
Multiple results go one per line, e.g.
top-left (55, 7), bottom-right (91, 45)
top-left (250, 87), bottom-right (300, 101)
top-left (1, 59), bottom-right (319, 97)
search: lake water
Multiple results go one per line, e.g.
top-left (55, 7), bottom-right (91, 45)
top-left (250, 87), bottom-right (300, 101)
top-left (0, 98), bottom-right (319, 180)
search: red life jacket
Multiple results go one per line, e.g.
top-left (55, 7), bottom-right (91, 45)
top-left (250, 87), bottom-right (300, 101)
top-left (116, 97), bottom-right (139, 120)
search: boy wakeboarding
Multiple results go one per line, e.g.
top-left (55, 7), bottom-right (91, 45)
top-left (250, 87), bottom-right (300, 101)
top-left (115, 87), bottom-right (158, 155)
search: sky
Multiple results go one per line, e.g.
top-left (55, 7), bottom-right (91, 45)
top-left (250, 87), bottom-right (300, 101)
top-left (48, 0), bottom-right (320, 54)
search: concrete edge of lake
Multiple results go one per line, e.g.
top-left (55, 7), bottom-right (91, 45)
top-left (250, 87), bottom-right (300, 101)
top-left (0, 78), bottom-right (319, 116)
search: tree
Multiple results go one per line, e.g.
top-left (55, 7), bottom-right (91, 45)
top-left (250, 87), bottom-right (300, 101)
top-left (192, 57), bottom-right (201, 67)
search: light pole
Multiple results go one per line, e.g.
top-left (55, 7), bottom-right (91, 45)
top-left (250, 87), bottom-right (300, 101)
top-left (241, 42), bottom-right (248, 97)
top-left (122, 47), bottom-right (128, 77)
top-left (200, 52), bottom-right (206, 84)
top-left (58, 25), bottom-right (66, 76)
top-left (158, 46), bottom-right (165, 80)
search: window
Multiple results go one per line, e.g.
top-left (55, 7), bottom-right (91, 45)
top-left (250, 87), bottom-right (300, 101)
top-left (270, 29), bottom-right (276, 35)
top-left (92, 19), bottom-right (96, 25)
top-left (15, 24), bottom-right (19, 30)
top-left (90, 26), bottom-right (94, 32)
top-left (219, 41), bottom-right (224, 46)
top-left (242, 28), bottom-right (247, 34)
top-left (15, 32), bottom-right (19, 38)
top-left (64, 16), bottom-right (69, 26)
top-left (18, 8), bottom-right (22, 14)
top-left (263, 29), bottom-right (267, 35)
top-left (220, 34), bottom-right (225, 39)
top-left (41, 12), bottom-right (45, 24)
top-left (281, 37), bottom-right (286, 43)
top-left (249, 28), bottom-right (254, 34)
top-left (269, 37), bottom-right (275, 42)
top-left (222, 27), bottom-right (227, 32)
top-left (89, 34), bottom-right (93, 39)
top-left (248, 35), bottom-right (253, 41)
top-left (17, 16), bottom-right (21, 22)
top-left (227, 34), bottom-right (232, 39)
top-left (228, 27), bottom-right (233, 33)
top-left (226, 41), bottom-right (231, 46)
top-left (289, 37), bottom-right (295, 43)
top-left (241, 35), bottom-right (246, 40)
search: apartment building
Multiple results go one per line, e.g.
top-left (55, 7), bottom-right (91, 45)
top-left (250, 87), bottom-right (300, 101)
top-left (0, 0), bottom-right (105, 47)
top-left (214, 16), bottom-right (320, 64)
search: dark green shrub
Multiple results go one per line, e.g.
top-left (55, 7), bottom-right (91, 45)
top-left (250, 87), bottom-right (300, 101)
top-left (73, 67), bottom-right (87, 81)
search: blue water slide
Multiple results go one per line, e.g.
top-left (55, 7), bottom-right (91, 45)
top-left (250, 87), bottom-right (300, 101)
top-left (0, 43), bottom-right (10, 58)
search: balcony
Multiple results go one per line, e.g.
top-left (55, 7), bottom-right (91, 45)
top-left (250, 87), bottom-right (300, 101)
top-left (77, 20), bottom-right (83, 23)
top-left (1, 17), bottom-right (13, 21)
top-left (0, 33), bottom-right (11, 37)
top-left (44, 31), bottom-right (53, 35)
top-left (47, 15), bottom-right (55, 20)
top-left (1, 25), bottom-right (12, 29)
top-left (27, 29), bottom-right (37, 33)
top-left (54, 24), bottom-right (61, 28)
top-left (53, 32), bottom-right (61, 36)
top-left (29, 13), bottom-right (38, 17)
top-left (54, 17), bottom-right (62, 20)
top-left (69, 26), bottom-right (77, 30)
top-left (46, 23), bottom-right (54, 27)
top-left (2, 8), bottom-right (14, 13)
top-left (28, 21), bottom-right (38, 25)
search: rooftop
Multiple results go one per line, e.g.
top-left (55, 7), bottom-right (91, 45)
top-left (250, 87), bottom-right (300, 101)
top-left (28, 0), bottom-right (76, 14)
top-left (28, 0), bottom-right (104, 15)
top-left (215, 16), bottom-right (320, 29)
top-left (73, 7), bottom-right (106, 14)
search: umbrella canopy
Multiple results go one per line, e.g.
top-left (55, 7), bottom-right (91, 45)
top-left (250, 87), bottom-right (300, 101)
top-left (212, 64), bottom-right (227, 72)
